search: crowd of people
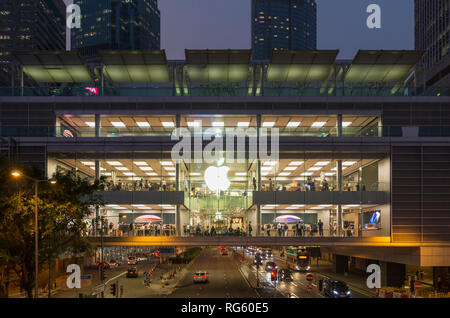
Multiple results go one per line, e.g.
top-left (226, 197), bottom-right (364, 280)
top-left (102, 179), bottom-right (176, 192)
top-left (86, 219), bottom-right (356, 238)
top-left (256, 176), bottom-right (366, 192)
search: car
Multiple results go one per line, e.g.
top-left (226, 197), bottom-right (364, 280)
top-left (193, 271), bottom-right (208, 283)
top-left (253, 256), bottom-right (263, 266)
top-left (137, 256), bottom-right (148, 262)
top-left (126, 267), bottom-right (138, 278)
top-left (321, 279), bottom-right (351, 298)
top-left (221, 249), bottom-right (228, 255)
top-left (108, 259), bottom-right (120, 267)
top-left (265, 250), bottom-right (273, 258)
top-left (265, 262), bottom-right (278, 271)
top-left (260, 252), bottom-right (267, 260)
top-left (277, 269), bottom-right (293, 282)
top-left (127, 257), bottom-right (138, 265)
top-left (96, 261), bottom-right (110, 269)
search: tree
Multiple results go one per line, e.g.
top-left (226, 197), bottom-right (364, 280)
top-left (0, 157), bottom-right (104, 298)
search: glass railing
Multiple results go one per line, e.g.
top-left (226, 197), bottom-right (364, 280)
top-left (100, 180), bottom-right (178, 192)
top-left (185, 191), bottom-right (252, 211)
top-left (1, 86), bottom-right (449, 97)
top-left (258, 181), bottom-right (389, 192)
top-left (2, 126), bottom-right (449, 138)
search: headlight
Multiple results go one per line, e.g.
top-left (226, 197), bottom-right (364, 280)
top-left (306, 266), bottom-right (310, 270)
top-left (333, 290), bottom-right (339, 295)
top-left (347, 291), bottom-right (351, 295)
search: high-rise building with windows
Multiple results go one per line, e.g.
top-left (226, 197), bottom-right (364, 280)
top-left (0, 0), bottom-right (66, 83)
top-left (251, 0), bottom-right (317, 60)
top-left (415, 0), bottom-right (450, 86)
top-left (71, 0), bottom-right (160, 54)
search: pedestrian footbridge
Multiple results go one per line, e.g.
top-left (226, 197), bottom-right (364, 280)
top-left (87, 235), bottom-right (395, 247)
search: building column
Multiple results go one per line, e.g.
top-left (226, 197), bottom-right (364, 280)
top-left (175, 114), bottom-right (181, 236)
top-left (337, 114), bottom-right (343, 137)
top-left (334, 254), bottom-right (349, 274)
top-left (380, 261), bottom-right (406, 288)
top-left (95, 114), bottom-right (100, 137)
top-left (94, 160), bottom-right (100, 236)
top-left (337, 160), bottom-right (343, 236)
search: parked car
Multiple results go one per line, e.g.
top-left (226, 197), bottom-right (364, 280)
top-left (321, 279), bottom-right (351, 298)
top-left (193, 271), bottom-right (208, 283)
top-left (126, 267), bottom-right (138, 278)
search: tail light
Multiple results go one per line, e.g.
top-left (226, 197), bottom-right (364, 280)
top-left (194, 275), bottom-right (198, 278)
top-left (202, 275), bottom-right (207, 278)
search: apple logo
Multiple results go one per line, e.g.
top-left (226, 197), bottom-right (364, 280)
top-left (204, 165), bottom-right (231, 192)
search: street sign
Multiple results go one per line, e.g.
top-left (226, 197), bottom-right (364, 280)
top-left (414, 282), bottom-right (422, 290)
top-left (306, 273), bottom-right (314, 282)
top-left (306, 284), bottom-right (313, 293)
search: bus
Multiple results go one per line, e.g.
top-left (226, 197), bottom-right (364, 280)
top-left (285, 247), bottom-right (311, 272)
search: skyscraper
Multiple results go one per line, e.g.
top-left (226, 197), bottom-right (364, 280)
top-left (0, 0), bottom-right (66, 82)
top-left (251, 0), bottom-right (317, 60)
top-left (71, 0), bottom-right (160, 54)
top-left (415, 0), bottom-right (450, 86)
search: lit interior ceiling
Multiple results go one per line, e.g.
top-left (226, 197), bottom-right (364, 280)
top-left (53, 157), bottom-right (378, 184)
top-left (13, 51), bottom-right (93, 83)
top-left (58, 114), bottom-right (379, 129)
top-left (259, 203), bottom-right (378, 212)
top-left (344, 50), bottom-right (424, 83)
top-left (185, 49), bottom-right (252, 83)
top-left (99, 50), bottom-right (170, 83)
top-left (266, 50), bottom-right (338, 83)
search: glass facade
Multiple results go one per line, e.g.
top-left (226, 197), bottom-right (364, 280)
top-left (71, 0), bottom-right (160, 51)
top-left (252, 0), bottom-right (317, 60)
top-left (47, 112), bottom-right (390, 239)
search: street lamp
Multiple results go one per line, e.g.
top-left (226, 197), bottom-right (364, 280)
top-left (11, 170), bottom-right (56, 298)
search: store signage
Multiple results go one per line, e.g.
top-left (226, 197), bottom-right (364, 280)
top-left (204, 165), bottom-right (230, 191)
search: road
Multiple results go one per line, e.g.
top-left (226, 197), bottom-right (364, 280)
top-left (238, 248), bottom-right (370, 298)
top-left (168, 248), bottom-right (258, 298)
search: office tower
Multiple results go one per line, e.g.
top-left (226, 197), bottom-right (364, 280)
top-left (71, 0), bottom-right (160, 53)
top-left (0, 0), bottom-right (66, 82)
top-left (251, 0), bottom-right (317, 60)
top-left (415, 0), bottom-right (450, 86)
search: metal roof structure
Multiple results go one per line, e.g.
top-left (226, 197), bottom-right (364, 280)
top-left (344, 50), bottom-right (424, 83)
top-left (266, 50), bottom-right (339, 83)
top-left (13, 51), bottom-right (92, 83)
top-left (184, 49), bottom-right (252, 82)
top-left (99, 50), bottom-right (170, 83)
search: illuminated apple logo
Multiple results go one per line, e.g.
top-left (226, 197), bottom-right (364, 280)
top-left (204, 165), bottom-right (230, 192)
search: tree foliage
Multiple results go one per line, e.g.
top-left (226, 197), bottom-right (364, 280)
top-left (0, 157), bottom-right (104, 297)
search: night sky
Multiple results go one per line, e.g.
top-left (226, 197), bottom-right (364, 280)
top-left (159, 0), bottom-right (414, 60)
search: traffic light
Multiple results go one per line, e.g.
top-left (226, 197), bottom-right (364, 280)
top-left (270, 269), bottom-right (277, 281)
top-left (110, 283), bottom-right (117, 296)
top-left (100, 267), bottom-right (107, 281)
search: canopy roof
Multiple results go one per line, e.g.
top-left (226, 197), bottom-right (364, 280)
top-left (266, 50), bottom-right (338, 83)
top-left (99, 50), bottom-right (170, 83)
top-left (344, 50), bottom-right (424, 83)
top-left (13, 51), bottom-right (92, 83)
top-left (185, 49), bottom-right (251, 82)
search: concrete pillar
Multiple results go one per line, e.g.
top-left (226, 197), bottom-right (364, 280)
top-left (380, 261), bottom-right (406, 288)
top-left (334, 254), bottom-right (349, 274)
top-left (95, 114), bottom-right (100, 137)
top-left (337, 114), bottom-right (343, 137)
top-left (337, 160), bottom-right (343, 236)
